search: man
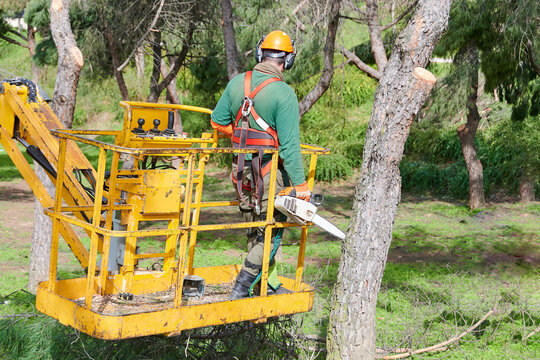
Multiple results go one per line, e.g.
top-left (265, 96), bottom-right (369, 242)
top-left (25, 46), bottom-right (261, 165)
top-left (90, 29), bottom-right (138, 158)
top-left (211, 30), bottom-right (311, 300)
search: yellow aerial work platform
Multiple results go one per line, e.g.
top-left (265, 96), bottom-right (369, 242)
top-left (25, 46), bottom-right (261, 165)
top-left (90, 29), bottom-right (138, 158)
top-left (0, 80), bottom-right (330, 340)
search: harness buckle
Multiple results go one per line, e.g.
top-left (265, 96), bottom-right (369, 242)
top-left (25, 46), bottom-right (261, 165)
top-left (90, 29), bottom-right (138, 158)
top-left (254, 199), bottom-right (261, 215)
top-left (241, 97), bottom-right (253, 117)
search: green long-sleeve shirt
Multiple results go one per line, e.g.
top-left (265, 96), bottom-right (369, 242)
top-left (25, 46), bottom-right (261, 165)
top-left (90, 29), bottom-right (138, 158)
top-left (211, 70), bottom-right (305, 186)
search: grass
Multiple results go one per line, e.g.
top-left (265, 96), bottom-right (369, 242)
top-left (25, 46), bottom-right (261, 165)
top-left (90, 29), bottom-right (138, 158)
top-left (3, 167), bottom-right (537, 359)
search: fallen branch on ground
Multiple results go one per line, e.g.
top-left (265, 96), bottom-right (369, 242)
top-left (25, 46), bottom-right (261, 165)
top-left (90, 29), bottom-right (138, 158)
top-left (524, 325), bottom-right (540, 341)
top-left (377, 307), bottom-right (496, 359)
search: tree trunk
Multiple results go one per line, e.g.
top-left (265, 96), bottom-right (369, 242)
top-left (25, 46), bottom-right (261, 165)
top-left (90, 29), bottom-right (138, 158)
top-left (27, 165), bottom-right (54, 294)
top-left (27, 26), bottom-right (39, 83)
top-left (148, 30), bottom-right (162, 102)
top-left (326, 1), bottom-right (452, 358)
top-left (298, 0), bottom-right (341, 118)
top-left (29, 0), bottom-right (82, 292)
top-left (456, 42), bottom-right (485, 210)
top-left (49, 0), bottom-right (84, 128)
top-left (519, 176), bottom-right (535, 203)
top-left (221, 0), bottom-right (241, 80)
top-left (366, 0), bottom-right (387, 71)
top-left (103, 16), bottom-right (129, 101)
top-left (161, 58), bottom-right (183, 134)
top-left (135, 46), bottom-right (145, 78)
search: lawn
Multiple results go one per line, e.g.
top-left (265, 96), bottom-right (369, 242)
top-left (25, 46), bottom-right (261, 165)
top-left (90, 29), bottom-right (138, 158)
top-left (0, 165), bottom-right (538, 359)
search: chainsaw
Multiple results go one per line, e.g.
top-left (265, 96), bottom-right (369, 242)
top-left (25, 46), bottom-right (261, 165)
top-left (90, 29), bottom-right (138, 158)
top-left (274, 193), bottom-right (346, 239)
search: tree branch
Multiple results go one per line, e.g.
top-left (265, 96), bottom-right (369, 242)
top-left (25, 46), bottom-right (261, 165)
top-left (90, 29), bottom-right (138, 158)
top-left (381, 1), bottom-right (418, 31)
top-left (524, 325), bottom-right (540, 341)
top-left (339, 46), bottom-right (381, 80)
top-left (281, 0), bottom-right (309, 27)
top-left (378, 308), bottom-right (496, 359)
top-left (298, 0), bottom-right (342, 117)
top-left (339, 14), bottom-right (369, 24)
top-left (156, 23), bottom-right (194, 94)
top-left (117, 0), bottom-right (165, 72)
top-left (365, 0), bottom-right (387, 71)
top-left (7, 28), bottom-right (27, 41)
top-left (0, 34), bottom-right (28, 48)
top-left (525, 39), bottom-right (539, 75)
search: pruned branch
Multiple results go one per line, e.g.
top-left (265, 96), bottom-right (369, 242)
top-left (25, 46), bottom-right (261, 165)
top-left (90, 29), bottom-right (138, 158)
top-left (339, 45), bottom-right (381, 80)
top-left (382, 0), bottom-right (418, 31)
top-left (378, 308), bottom-right (496, 359)
top-left (117, 0), bottom-right (165, 72)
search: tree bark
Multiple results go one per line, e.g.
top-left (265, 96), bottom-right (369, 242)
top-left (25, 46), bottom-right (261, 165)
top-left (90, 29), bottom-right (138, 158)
top-left (456, 42), bottom-right (485, 210)
top-left (28, 165), bottom-right (54, 294)
top-left (27, 26), bottom-right (39, 84)
top-left (519, 176), bottom-right (535, 203)
top-left (221, 0), bottom-right (241, 80)
top-left (103, 16), bottom-right (129, 101)
top-left (326, 1), bottom-right (451, 358)
top-left (365, 0), bottom-right (387, 71)
top-left (135, 46), bottom-right (145, 78)
top-left (49, 0), bottom-right (84, 129)
top-left (298, 0), bottom-right (342, 118)
top-left (161, 57), bottom-right (183, 134)
top-left (148, 30), bottom-right (163, 102)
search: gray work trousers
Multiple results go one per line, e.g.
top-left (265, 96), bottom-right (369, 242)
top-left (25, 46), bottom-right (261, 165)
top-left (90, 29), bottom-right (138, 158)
top-left (232, 160), bottom-right (286, 276)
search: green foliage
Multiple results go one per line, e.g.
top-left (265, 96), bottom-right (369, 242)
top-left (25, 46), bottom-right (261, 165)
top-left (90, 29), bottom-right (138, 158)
top-left (400, 159), bottom-right (470, 198)
top-left (23, 0), bottom-right (49, 28)
top-left (313, 153), bottom-right (353, 182)
top-left (33, 37), bottom-right (57, 66)
top-left (189, 53), bottom-right (228, 105)
top-left (498, 63), bottom-right (539, 122)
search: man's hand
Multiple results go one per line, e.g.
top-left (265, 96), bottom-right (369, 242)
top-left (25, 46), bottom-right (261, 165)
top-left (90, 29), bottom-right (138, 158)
top-left (278, 181), bottom-right (311, 201)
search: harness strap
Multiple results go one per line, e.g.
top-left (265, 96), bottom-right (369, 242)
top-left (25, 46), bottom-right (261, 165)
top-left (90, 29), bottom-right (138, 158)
top-left (233, 71), bottom-right (281, 210)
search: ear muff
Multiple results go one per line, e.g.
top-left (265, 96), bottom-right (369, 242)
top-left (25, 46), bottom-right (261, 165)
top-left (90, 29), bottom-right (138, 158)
top-left (283, 40), bottom-right (296, 70)
top-left (255, 37), bottom-right (264, 64)
top-left (256, 35), bottom-right (296, 69)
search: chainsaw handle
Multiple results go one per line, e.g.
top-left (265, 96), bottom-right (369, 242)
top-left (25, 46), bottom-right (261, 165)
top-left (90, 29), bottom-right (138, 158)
top-left (310, 194), bottom-right (324, 206)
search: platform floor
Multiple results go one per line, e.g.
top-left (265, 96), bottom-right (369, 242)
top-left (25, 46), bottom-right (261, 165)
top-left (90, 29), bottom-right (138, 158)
top-left (75, 282), bottom-right (235, 316)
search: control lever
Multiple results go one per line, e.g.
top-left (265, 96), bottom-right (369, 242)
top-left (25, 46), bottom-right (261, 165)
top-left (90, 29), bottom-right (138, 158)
top-left (131, 118), bottom-right (146, 135)
top-left (162, 111), bottom-right (176, 136)
top-left (149, 119), bottom-right (162, 136)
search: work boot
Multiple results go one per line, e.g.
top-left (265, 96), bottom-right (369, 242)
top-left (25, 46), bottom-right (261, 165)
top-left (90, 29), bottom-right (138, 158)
top-left (229, 269), bottom-right (257, 300)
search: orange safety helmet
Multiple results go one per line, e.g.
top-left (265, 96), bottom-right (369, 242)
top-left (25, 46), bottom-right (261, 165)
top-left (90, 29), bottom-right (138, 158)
top-left (260, 31), bottom-right (294, 53)
top-left (255, 30), bottom-right (296, 69)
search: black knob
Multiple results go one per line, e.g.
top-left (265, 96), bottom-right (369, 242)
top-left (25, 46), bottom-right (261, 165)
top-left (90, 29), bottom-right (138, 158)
top-left (131, 118), bottom-right (146, 135)
top-left (149, 119), bottom-right (162, 136)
